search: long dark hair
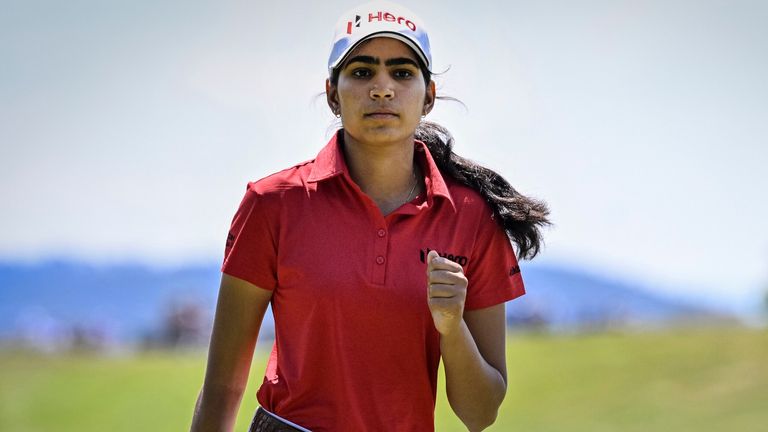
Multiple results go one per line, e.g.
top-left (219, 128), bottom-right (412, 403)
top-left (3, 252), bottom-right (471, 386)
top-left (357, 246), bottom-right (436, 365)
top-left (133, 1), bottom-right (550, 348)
top-left (330, 64), bottom-right (550, 260)
top-left (415, 121), bottom-right (550, 260)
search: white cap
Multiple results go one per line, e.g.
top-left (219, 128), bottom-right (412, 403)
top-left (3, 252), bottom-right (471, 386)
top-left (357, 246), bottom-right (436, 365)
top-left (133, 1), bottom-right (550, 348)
top-left (327, 1), bottom-right (432, 76)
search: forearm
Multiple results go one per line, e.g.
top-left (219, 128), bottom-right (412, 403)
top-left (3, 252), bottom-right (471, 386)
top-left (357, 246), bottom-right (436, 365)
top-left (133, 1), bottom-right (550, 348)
top-left (190, 382), bottom-right (246, 432)
top-left (190, 333), bottom-right (255, 432)
top-left (190, 336), bottom-right (256, 432)
top-left (440, 319), bottom-right (507, 432)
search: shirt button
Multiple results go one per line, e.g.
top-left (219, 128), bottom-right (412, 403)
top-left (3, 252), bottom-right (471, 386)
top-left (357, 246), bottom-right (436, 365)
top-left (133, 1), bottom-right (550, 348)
top-left (376, 256), bottom-right (385, 265)
top-left (377, 229), bottom-right (386, 237)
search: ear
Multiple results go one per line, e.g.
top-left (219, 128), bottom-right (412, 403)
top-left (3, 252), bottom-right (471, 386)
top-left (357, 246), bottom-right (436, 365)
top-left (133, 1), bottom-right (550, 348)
top-left (326, 78), bottom-right (340, 115)
top-left (422, 80), bottom-right (436, 116)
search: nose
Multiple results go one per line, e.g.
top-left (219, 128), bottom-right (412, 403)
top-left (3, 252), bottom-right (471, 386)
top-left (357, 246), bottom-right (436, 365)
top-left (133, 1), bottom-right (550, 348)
top-left (369, 85), bottom-right (394, 100)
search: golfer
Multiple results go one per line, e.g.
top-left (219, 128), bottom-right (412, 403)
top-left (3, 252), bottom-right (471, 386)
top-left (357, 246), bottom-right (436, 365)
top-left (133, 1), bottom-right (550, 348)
top-left (190, 2), bottom-right (549, 431)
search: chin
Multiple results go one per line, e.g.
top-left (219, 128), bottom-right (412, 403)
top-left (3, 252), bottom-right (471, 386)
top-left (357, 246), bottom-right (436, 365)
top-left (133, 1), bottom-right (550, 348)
top-left (347, 125), bottom-right (415, 145)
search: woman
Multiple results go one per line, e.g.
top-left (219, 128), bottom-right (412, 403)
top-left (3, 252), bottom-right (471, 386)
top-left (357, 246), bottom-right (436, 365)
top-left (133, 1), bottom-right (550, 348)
top-left (190, 2), bottom-right (549, 431)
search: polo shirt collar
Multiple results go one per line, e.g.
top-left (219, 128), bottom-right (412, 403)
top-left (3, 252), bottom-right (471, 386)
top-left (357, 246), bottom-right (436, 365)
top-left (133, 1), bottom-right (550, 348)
top-left (307, 130), bottom-right (456, 211)
top-left (306, 131), bottom-right (347, 182)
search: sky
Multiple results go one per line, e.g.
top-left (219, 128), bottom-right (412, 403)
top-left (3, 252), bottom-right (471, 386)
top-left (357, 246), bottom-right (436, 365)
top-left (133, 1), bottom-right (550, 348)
top-left (1, 0), bottom-right (767, 314)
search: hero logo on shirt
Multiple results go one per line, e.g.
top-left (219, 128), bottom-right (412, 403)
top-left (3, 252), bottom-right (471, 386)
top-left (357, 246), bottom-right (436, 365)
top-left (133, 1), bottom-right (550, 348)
top-left (419, 248), bottom-right (468, 267)
top-left (509, 265), bottom-right (521, 276)
top-left (226, 232), bottom-right (235, 248)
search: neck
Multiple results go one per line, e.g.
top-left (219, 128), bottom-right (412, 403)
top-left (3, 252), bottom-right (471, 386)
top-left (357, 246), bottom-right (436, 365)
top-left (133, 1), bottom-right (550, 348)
top-left (341, 130), bottom-right (421, 214)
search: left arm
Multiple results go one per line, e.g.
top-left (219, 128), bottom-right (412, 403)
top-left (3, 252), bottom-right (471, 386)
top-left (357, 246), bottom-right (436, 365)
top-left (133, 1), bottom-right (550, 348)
top-left (426, 251), bottom-right (508, 431)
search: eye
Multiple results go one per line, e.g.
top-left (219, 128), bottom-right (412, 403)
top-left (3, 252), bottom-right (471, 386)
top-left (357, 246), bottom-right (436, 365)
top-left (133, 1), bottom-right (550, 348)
top-left (351, 68), bottom-right (372, 78)
top-left (393, 69), bottom-right (414, 79)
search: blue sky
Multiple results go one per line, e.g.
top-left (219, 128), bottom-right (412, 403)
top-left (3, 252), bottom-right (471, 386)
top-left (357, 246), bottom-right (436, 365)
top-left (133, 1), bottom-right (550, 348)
top-left (1, 0), bottom-right (767, 314)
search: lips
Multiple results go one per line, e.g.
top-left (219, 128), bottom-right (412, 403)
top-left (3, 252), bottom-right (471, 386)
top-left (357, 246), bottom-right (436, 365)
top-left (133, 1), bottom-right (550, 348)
top-left (364, 110), bottom-right (399, 119)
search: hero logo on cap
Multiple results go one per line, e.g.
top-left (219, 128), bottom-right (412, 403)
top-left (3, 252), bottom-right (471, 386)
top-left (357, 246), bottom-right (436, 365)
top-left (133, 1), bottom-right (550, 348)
top-left (328, 1), bottom-right (432, 76)
top-left (346, 12), bottom-right (416, 34)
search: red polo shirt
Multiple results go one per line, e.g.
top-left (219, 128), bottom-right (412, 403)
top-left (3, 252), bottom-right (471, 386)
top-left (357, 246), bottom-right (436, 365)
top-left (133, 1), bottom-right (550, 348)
top-left (222, 131), bottom-right (525, 432)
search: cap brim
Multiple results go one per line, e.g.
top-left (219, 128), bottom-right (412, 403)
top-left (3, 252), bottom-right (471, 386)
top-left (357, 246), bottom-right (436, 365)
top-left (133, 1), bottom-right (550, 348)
top-left (329, 31), bottom-right (430, 75)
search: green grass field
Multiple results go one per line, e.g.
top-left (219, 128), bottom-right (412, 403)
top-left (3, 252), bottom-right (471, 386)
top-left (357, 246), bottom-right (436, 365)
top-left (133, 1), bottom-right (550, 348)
top-left (1, 326), bottom-right (766, 431)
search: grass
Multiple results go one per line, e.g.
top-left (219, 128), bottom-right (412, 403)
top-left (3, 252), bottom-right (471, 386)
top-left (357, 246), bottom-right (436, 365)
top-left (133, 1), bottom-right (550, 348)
top-left (0, 326), bottom-right (766, 431)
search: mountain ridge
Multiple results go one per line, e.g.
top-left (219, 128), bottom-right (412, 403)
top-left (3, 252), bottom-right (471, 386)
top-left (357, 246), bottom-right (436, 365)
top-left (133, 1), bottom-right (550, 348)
top-left (0, 260), bottom-right (735, 345)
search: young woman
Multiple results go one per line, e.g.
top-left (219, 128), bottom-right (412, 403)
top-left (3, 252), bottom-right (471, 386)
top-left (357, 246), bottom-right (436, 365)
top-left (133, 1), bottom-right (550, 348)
top-left (190, 2), bottom-right (549, 431)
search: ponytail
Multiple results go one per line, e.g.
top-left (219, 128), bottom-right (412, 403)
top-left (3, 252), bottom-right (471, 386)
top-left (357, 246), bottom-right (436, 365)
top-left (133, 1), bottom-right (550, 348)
top-left (415, 121), bottom-right (550, 260)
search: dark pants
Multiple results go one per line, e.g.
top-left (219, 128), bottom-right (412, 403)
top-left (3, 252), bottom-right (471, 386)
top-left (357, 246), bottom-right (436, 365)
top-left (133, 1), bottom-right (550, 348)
top-left (249, 407), bottom-right (307, 432)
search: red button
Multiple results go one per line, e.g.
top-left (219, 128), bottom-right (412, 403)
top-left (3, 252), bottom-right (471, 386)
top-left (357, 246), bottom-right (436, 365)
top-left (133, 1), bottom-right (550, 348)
top-left (376, 256), bottom-right (385, 265)
top-left (377, 229), bottom-right (386, 237)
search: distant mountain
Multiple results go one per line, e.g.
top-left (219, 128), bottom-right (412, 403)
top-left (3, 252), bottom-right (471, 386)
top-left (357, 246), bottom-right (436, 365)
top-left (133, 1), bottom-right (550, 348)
top-left (0, 260), bottom-right (734, 346)
top-left (509, 265), bottom-right (733, 332)
top-left (0, 261), bottom-right (221, 344)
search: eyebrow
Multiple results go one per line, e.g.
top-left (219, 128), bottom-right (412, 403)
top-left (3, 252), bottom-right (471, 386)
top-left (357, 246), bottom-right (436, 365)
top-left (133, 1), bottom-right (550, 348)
top-left (345, 55), bottom-right (420, 68)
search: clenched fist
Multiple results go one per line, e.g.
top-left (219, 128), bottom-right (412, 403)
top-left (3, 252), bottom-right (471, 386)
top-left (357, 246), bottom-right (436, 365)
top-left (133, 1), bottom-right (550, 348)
top-left (426, 250), bottom-right (468, 336)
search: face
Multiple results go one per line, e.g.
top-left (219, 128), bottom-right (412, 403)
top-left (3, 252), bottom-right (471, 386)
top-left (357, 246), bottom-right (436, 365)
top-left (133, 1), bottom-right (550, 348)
top-left (326, 37), bottom-right (436, 147)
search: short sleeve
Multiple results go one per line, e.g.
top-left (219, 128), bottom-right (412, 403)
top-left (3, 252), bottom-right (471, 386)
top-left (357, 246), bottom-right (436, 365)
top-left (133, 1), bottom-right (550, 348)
top-left (463, 207), bottom-right (525, 310)
top-left (221, 183), bottom-right (279, 290)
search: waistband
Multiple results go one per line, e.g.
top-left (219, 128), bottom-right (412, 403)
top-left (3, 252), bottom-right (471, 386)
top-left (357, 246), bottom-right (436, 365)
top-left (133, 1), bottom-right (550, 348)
top-left (249, 406), bottom-right (312, 432)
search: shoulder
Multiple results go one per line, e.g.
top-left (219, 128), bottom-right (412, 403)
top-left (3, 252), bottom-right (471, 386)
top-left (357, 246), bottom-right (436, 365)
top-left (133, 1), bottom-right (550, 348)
top-left (232, 159), bottom-right (317, 218)
top-left (246, 159), bottom-right (315, 198)
top-left (443, 176), bottom-right (495, 220)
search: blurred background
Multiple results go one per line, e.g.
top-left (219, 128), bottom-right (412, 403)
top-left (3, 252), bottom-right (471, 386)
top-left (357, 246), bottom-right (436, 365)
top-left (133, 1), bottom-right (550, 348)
top-left (1, 0), bottom-right (766, 431)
